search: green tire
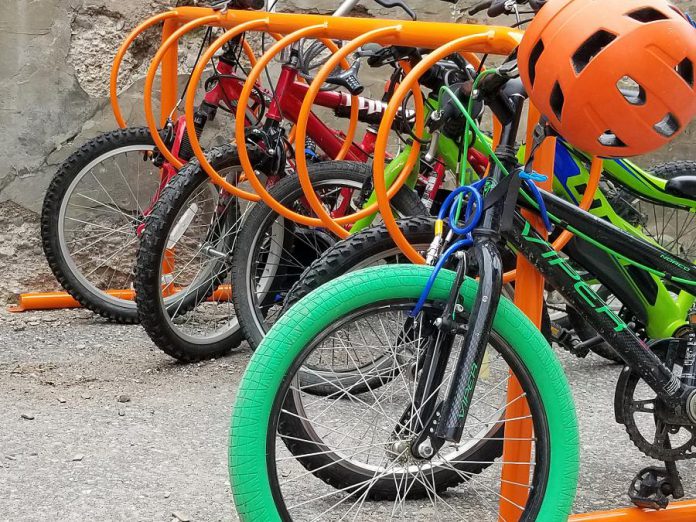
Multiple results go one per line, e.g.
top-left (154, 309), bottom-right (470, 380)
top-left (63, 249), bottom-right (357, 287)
top-left (229, 264), bottom-right (579, 521)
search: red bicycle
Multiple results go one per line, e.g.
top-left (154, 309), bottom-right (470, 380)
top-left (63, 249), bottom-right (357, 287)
top-left (39, 21), bottom-right (421, 325)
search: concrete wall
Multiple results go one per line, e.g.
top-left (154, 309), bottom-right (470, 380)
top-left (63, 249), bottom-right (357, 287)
top-left (1, 0), bottom-right (695, 213)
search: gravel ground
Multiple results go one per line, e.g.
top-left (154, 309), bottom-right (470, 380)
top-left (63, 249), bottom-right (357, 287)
top-left (2, 203), bottom-right (696, 520)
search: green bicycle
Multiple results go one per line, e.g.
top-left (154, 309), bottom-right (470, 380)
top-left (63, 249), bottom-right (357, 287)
top-left (228, 7), bottom-right (696, 519)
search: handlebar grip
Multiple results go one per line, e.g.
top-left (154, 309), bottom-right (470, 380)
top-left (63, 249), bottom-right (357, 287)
top-left (529, 0), bottom-right (547, 11)
top-left (469, 1), bottom-right (492, 15)
top-left (487, 0), bottom-right (509, 17)
top-left (477, 72), bottom-right (508, 97)
top-left (344, 75), bottom-right (365, 96)
top-left (233, 0), bottom-right (265, 10)
top-left (325, 74), bottom-right (365, 96)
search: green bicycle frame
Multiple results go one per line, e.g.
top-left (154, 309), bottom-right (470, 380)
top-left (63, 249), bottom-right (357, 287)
top-left (355, 120), bottom-right (696, 339)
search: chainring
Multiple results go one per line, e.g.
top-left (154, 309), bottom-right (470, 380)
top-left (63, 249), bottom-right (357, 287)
top-left (618, 342), bottom-right (696, 461)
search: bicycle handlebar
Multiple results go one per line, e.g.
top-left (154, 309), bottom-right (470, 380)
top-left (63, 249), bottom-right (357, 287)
top-left (467, 0), bottom-right (546, 18)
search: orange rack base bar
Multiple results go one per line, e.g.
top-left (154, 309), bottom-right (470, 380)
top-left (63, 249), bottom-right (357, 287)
top-left (569, 500), bottom-right (696, 521)
top-left (9, 286), bottom-right (232, 312)
top-left (9, 291), bottom-right (134, 312)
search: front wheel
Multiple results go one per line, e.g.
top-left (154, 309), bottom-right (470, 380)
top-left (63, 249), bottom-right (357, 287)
top-left (229, 265), bottom-right (579, 521)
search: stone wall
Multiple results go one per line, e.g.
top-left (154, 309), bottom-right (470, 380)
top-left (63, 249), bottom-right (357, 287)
top-left (1, 0), bottom-right (694, 213)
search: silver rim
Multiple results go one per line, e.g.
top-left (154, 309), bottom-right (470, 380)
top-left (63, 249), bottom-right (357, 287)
top-left (273, 303), bottom-right (535, 520)
top-left (158, 167), bottom-right (252, 344)
top-left (245, 178), bottom-right (365, 337)
top-left (57, 144), bottom-right (159, 310)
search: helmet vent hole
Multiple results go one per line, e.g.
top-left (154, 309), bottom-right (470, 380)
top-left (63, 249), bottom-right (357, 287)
top-left (627, 7), bottom-right (669, 24)
top-left (598, 131), bottom-right (626, 148)
top-left (654, 113), bottom-right (680, 137)
top-left (572, 30), bottom-right (617, 74)
top-left (528, 39), bottom-right (545, 87)
top-left (549, 82), bottom-right (564, 120)
top-left (676, 58), bottom-right (694, 87)
top-left (617, 76), bottom-right (646, 106)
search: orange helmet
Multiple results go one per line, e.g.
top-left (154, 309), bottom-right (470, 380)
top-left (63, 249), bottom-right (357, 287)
top-left (518, 0), bottom-right (696, 157)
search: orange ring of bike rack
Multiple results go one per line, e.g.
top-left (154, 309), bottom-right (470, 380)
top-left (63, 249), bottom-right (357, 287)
top-left (372, 36), bottom-right (603, 268)
top-left (144, 14), bottom-right (223, 170)
top-left (292, 25), bottom-right (427, 236)
top-left (230, 24), bottom-right (365, 221)
top-left (186, 23), bottom-right (357, 204)
top-left (373, 33), bottom-right (494, 264)
top-left (183, 19), bottom-right (273, 202)
top-left (111, 11), bottom-right (180, 128)
top-left (143, 16), bottom-right (262, 170)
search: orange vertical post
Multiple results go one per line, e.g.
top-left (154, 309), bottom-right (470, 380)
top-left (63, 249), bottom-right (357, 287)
top-left (499, 106), bottom-right (554, 520)
top-left (159, 19), bottom-right (180, 126)
top-left (158, 20), bottom-right (179, 277)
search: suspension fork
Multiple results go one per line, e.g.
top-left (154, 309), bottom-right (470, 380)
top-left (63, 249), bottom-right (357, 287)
top-left (434, 91), bottom-right (525, 443)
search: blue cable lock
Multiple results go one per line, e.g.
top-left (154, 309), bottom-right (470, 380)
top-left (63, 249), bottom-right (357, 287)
top-left (410, 171), bottom-right (551, 317)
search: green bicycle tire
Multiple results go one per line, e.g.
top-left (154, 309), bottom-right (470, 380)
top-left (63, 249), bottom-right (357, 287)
top-left (229, 264), bottom-right (579, 521)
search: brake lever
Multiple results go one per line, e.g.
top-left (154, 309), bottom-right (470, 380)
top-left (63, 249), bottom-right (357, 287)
top-left (469, 0), bottom-right (492, 16)
top-left (373, 0), bottom-right (417, 21)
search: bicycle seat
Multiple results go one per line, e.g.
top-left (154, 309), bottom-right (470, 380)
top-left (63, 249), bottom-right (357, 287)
top-left (665, 176), bottom-right (696, 200)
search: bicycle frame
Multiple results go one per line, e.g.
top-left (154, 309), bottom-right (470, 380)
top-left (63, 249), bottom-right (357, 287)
top-left (506, 189), bottom-right (696, 409)
top-left (551, 144), bottom-right (696, 338)
top-left (431, 81), bottom-right (696, 445)
top-left (372, 115), bottom-right (696, 339)
top-left (148, 37), bottom-right (402, 214)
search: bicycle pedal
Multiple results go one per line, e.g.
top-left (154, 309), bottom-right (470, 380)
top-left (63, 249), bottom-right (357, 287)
top-left (628, 466), bottom-right (679, 510)
top-left (550, 323), bottom-right (589, 358)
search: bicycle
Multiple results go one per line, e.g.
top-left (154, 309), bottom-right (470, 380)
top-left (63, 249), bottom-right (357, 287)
top-left (40, 17), bottom-right (264, 323)
top-left (228, 0), bottom-right (696, 518)
top-left (133, 3), bottom-right (438, 361)
top-left (231, 46), bottom-right (696, 358)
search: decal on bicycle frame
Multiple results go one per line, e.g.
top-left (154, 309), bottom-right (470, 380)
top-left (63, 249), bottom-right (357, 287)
top-left (520, 221), bottom-right (628, 333)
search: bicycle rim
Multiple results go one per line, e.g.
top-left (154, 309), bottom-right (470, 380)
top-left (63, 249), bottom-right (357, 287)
top-left (57, 144), bottom-right (159, 309)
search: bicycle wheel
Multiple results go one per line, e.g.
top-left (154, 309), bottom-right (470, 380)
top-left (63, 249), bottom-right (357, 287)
top-left (568, 161), bottom-right (696, 362)
top-left (231, 161), bottom-right (426, 349)
top-left (229, 265), bottom-right (579, 520)
top-left (135, 144), bottom-right (250, 362)
top-left (41, 127), bottom-right (162, 323)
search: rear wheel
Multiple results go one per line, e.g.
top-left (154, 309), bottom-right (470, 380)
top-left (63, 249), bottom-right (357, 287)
top-left (41, 127), bottom-right (162, 323)
top-left (135, 145), bottom-right (250, 362)
top-left (231, 161), bottom-right (426, 350)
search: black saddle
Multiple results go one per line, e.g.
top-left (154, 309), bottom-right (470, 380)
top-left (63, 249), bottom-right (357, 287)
top-left (665, 176), bottom-right (696, 200)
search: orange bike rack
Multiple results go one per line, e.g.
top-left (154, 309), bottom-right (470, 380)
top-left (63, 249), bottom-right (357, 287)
top-left (18, 7), bottom-right (696, 520)
top-left (13, 8), bottom-right (524, 311)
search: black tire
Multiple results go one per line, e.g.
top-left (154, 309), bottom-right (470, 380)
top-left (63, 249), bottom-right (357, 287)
top-left (135, 144), bottom-right (249, 362)
top-left (41, 127), bottom-right (162, 323)
top-left (231, 161), bottom-right (426, 350)
top-left (286, 215), bottom-right (436, 308)
top-left (568, 160), bottom-right (696, 363)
